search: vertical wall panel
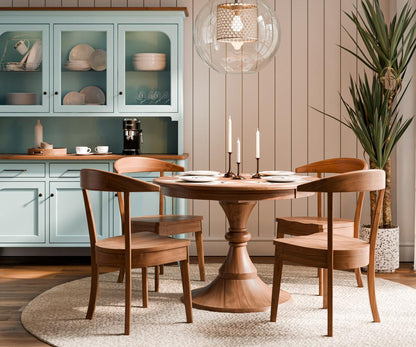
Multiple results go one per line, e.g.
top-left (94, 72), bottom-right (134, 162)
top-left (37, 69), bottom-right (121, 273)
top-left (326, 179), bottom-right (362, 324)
top-left (45, 0), bottom-right (61, 6)
top-left (30, 0), bottom-right (45, 6)
top-left (275, 0), bottom-right (292, 219)
top-left (307, 0), bottom-right (324, 216)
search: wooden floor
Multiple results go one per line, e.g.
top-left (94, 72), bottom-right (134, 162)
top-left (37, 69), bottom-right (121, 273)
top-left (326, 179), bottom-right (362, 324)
top-left (0, 257), bottom-right (415, 347)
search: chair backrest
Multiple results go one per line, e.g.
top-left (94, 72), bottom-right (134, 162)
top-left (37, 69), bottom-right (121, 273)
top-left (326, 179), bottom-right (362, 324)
top-left (114, 157), bottom-right (185, 215)
top-left (298, 169), bottom-right (385, 260)
top-left (81, 169), bottom-right (160, 251)
top-left (296, 158), bottom-right (368, 237)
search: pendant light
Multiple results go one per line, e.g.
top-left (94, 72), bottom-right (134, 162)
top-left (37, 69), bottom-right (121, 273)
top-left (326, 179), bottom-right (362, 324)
top-left (194, 0), bottom-right (280, 73)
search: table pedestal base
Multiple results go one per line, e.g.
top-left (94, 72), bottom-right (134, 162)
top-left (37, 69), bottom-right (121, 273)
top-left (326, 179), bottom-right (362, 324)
top-left (192, 200), bottom-right (291, 313)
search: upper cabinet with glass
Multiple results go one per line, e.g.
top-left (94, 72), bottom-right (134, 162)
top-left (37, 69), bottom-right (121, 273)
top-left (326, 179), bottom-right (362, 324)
top-left (0, 25), bottom-right (49, 113)
top-left (0, 9), bottom-right (186, 120)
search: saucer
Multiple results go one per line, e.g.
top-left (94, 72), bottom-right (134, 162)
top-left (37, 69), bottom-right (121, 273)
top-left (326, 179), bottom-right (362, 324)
top-left (94, 152), bottom-right (112, 155)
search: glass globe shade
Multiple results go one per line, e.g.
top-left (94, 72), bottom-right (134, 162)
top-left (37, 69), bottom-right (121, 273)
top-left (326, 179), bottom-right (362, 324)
top-left (194, 0), bottom-right (280, 74)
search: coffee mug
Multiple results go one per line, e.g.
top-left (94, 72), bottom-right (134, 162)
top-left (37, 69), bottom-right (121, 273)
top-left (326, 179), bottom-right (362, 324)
top-left (95, 145), bottom-right (109, 154)
top-left (14, 39), bottom-right (30, 55)
top-left (76, 146), bottom-right (91, 154)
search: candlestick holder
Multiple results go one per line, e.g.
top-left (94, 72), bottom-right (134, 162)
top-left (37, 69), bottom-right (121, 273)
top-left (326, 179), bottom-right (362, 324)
top-left (224, 152), bottom-right (235, 178)
top-left (251, 158), bottom-right (261, 179)
top-left (233, 162), bottom-right (244, 179)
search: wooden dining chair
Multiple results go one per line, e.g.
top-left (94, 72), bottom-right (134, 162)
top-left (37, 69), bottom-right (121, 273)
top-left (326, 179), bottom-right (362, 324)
top-left (81, 169), bottom-right (192, 335)
top-left (270, 169), bottom-right (385, 337)
top-left (276, 158), bottom-right (368, 298)
top-left (114, 157), bottom-right (205, 286)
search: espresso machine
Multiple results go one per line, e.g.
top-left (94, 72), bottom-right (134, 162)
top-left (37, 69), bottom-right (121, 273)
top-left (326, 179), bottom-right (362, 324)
top-left (122, 118), bottom-right (143, 155)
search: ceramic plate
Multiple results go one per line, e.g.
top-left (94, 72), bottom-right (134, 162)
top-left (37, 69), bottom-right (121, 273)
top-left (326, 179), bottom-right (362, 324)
top-left (26, 40), bottom-right (42, 70)
top-left (265, 175), bottom-right (304, 183)
top-left (179, 176), bottom-right (218, 183)
top-left (88, 49), bottom-right (107, 71)
top-left (63, 91), bottom-right (85, 105)
top-left (80, 86), bottom-right (105, 105)
top-left (64, 60), bottom-right (91, 71)
top-left (260, 170), bottom-right (295, 176)
top-left (182, 170), bottom-right (220, 176)
top-left (69, 44), bottom-right (95, 61)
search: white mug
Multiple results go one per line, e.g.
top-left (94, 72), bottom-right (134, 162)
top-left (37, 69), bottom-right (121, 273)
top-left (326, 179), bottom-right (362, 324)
top-left (76, 146), bottom-right (91, 154)
top-left (94, 145), bottom-right (109, 154)
top-left (14, 39), bottom-right (30, 55)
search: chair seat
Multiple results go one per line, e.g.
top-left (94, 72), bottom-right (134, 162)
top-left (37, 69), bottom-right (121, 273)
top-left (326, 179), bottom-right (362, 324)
top-left (131, 214), bottom-right (203, 236)
top-left (276, 216), bottom-right (354, 236)
top-left (274, 232), bottom-right (369, 270)
top-left (96, 231), bottom-right (190, 253)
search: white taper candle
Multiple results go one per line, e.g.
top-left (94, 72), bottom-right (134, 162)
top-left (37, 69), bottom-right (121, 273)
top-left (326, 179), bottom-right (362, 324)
top-left (236, 138), bottom-right (241, 163)
top-left (227, 116), bottom-right (232, 153)
top-left (256, 128), bottom-right (260, 158)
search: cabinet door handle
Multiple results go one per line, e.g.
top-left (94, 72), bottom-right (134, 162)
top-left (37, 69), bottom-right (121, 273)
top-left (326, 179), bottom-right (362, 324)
top-left (4, 169), bottom-right (27, 172)
top-left (54, 91), bottom-right (59, 95)
top-left (43, 91), bottom-right (47, 95)
top-left (115, 193), bottom-right (118, 197)
top-left (119, 91), bottom-right (123, 95)
top-left (50, 193), bottom-right (54, 197)
top-left (66, 169), bottom-right (81, 172)
top-left (38, 193), bottom-right (43, 197)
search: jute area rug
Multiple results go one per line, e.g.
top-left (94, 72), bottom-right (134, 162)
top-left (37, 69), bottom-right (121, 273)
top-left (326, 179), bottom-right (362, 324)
top-left (22, 263), bottom-right (416, 347)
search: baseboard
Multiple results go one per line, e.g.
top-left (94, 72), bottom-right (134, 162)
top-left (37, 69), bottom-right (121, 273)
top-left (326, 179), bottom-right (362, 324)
top-left (399, 243), bottom-right (414, 262)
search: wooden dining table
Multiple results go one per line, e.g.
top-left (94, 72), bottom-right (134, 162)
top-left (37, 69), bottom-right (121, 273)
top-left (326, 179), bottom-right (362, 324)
top-left (154, 174), bottom-right (314, 313)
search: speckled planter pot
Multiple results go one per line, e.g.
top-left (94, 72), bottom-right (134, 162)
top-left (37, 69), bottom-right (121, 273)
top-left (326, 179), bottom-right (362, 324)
top-left (359, 225), bottom-right (400, 273)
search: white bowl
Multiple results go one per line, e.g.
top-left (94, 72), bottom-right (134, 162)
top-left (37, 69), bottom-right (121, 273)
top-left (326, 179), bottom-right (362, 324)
top-left (7, 93), bottom-right (39, 105)
top-left (134, 53), bottom-right (166, 58)
top-left (133, 60), bottom-right (166, 71)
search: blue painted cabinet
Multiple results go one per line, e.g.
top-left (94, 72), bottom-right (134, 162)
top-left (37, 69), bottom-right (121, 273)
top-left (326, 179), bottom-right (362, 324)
top-left (0, 181), bottom-right (46, 243)
top-left (0, 10), bottom-right (185, 122)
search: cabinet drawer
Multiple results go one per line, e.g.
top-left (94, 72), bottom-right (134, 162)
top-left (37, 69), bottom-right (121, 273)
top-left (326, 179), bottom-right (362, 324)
top-left (0, 163), bottom-right (46, 178)
top-left (49, 163), bottom-right (109, 178)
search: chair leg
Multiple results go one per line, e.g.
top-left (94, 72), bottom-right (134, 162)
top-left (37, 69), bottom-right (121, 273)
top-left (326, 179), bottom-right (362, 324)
top-left (195, 230), bottom-right (206, 281)
top-left (355, 267), bottom-right (364, 288)
top-left (367, 261), bottom-right (380, 322)
top-left (323, 269), bottom-right (328, 309)
top-left (125, 264), bottom-right (132, 335)
top-left (142, 267), bottom-right (148, 308)
top-left (154, 266), bottom-right (159, 292)
top-left (318, 268), bottom-right (323, 296)
top-left (180, 258), bottom-right (193, 323)
top-left (117, 267), bottom-right (124, 283)
top-left (270, 248), bottom-right (283, 322)
top-left (327, 266), bottom-right (333, 337)
top-left (86, 261), bottom-right (99, 320)
top-left (159, 264), bottom-right (164, 275)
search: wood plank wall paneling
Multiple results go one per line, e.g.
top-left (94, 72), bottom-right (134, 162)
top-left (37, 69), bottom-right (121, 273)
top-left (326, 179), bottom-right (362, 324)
top-left (7, 0), bottom-right (377, 255)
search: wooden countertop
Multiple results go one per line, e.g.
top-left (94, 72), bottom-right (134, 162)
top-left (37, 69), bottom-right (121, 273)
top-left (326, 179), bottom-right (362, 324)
top-left (0, 153), bottom-right (189, 160)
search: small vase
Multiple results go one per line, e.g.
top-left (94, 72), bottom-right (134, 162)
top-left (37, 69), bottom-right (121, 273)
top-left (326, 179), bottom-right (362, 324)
top-left (34, 119), bottom-right (43, 148)
top-left (359, 225), bottom-right (400, 273)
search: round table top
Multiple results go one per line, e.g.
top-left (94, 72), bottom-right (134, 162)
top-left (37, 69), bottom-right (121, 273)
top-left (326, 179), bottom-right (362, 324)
top-left (154, 174), bottom-right (316, 201)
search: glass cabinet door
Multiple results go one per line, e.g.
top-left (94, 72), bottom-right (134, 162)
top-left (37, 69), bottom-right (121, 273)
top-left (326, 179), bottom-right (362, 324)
top-left (53, 24), bottom-right (113, 113)
top-left (0, 25), bottom-right (49, 113)
top-left (118, 24), bottom-right (178, 114)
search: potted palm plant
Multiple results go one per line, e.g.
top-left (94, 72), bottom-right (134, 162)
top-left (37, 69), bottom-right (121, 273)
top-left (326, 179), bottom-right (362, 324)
top-left (322, 0), bottom-right (416, 271)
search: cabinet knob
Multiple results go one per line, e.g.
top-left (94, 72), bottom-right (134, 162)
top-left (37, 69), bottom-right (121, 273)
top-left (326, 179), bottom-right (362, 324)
top-left (54, 91), bottom-right (58, 95)
top-left (50, 193), bottom-right (55, 197)
top-left (115, 193), bottom-right (118, 197)
top-left (38, 193), bottom-right (43, 197)
top-left (119, 91), bottom-right (123, 96)
top-left (43, 91), bottom-right (47, 95)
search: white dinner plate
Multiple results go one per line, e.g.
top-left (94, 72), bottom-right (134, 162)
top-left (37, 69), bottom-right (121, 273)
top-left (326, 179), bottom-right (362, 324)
top-left (26, 40), bottom-right (42, 70)
top-left (182, 170), bottom-right (220, 176)
top-left (69, 44), bottom-right (95, 61)
top-left (265, 175), bottom-right (304, 183)
top-left (88, 49), bottom-right (107, 71)
top-left (179, 176), bottom-right (218, 183)
top-left (80, 86), bottom-right (105, 105)
top-left (260, 170), bottom-right (295, 176)
top-left (63, 91), bottom-right (85, 105)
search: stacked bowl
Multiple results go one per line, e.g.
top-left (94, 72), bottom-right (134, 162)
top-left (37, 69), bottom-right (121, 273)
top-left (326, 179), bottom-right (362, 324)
top-left (133, 53), bottom-right (166, 71)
